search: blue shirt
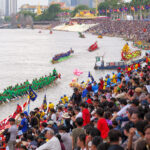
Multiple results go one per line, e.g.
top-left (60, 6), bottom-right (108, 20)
top-left (21, 118), bottom-right (28, 133)
top-left (107, 78), bottom-right (111, 86)
top-left (82, 89), bottom-right (87, 98)
top-left (117, 72), bottom-right (121, 83)
top-left (92, 84), bottom-right (98, 93)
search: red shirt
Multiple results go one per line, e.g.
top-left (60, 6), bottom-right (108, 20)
top-left (82, 108), bottom-right (90, 126)
top-left (99, 80), bottom-right (104, 90)
top-left (87, 98), bottom-right (93, 104)
top-left (97, 118), bottom-right (109, 139)
top-left (87, 85), bottom-right (92, 91)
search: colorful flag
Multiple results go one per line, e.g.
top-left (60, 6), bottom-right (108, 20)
top-left (141, 6), bottom-right (144, 10)
top-left (29, 86), bottom-right (37, 101)
top-left (119, 8), bottom-right (123, 12)
top-left (12, 104), bottom-right (22, 118)
top-left (131, 7), bottom-right (135, 11)
top-left (88, 72), bottom-right (94, 83)
top-left (42, 95), bottom-right (47, 112)
top-left (113, 9), bottom-right (116, 12)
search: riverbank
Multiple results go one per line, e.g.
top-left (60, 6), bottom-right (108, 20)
top-left (53, 23), bottom-right (97, 32)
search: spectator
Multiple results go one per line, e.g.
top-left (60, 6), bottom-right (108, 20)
top-left (58, 125), bottom-right (72, 150)
top-left (108, 130), bottom-right (124, 150)
top-left (7, 118), bottom-right (18, 150)
top-left (37, 129), bottom-right (61, 150)
top-left (19, 113), bottom-right (28, 134)
top-left (80, 102), bottom-right (90, 126)
top-left (96, 108), bottom-right (109, 139)
top-left (72, 118), bottom-right (85, 150)
top-left (77, 134), bottom-right (86, 150)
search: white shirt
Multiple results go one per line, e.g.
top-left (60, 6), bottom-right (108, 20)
top-left (51, 113), bottom-right (56, 123)
top-left (36, 136), bottom-right (61, 150)
top-left (75, 112), bottom-right (82, 119)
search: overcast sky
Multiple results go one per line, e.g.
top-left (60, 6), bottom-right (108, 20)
top-left (18, 0), bottom-right (49, 8)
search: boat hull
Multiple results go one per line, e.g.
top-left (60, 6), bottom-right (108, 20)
top-left (94, 58), bottom-right (146, 70)
top-left (51, 55), bottom-right (73, 64)
top-left (94, 65), bottom-right (126, 70)
top-left (88, 47), bottom-right (98, 52)
top-left (98, 35), bottom-right (103, 38)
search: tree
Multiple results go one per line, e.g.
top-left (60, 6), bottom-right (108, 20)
top-left (11, 14), bottom-right (17, 27)
top-left (25, 16), bottom-right (33, 26)
top-left (19, 10), bottom-right (35, 18)
top-left (71, 5), bottom-right (89, 17)
top-left (35, 4), bottom-right (61, 21)
top-left (18, 14), bottom-right (25, 26)
top-left (4, 16), bottom-right (11, 22)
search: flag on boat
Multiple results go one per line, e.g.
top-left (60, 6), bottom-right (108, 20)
top-left (42, 95), bottom-right (47, 112)
top-left (88, 72), bottom-right (95, 83)
top-left (12, 104), bottom-right (22, 118)
top-left (29, 86), bottom-right (37, 101)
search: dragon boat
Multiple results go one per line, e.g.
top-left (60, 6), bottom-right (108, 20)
top-left (121, 43), bottom-right (141, 61)
top-left (98, 33), bottom-right (103, 38)
top-left (51, 50), bottom-right (74, 64)
top-left (88, 42), bottom-right (98, 52)
top-left (98, 35), bottom-right (103, 38)
top-left (79, 32), bottom-right (85, 38)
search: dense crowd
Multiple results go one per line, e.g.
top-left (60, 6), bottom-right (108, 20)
top-left (1, 53), bottom-right (150, 150)
top-left (0, 69), bottom-right (58, 104)
top-left (85, 20), bottom-right (150, 42)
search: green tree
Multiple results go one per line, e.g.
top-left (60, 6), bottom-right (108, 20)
top-left (19, 10), bottom-right (35, 18)
top-left (4, 16), bottom-right (11, 22)
top-left (35, 4), bottom-right (61, 21)
top-left (71, 5), bottom-right (89, 17)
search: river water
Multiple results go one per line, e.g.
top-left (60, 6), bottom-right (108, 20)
top-left (0, 29), bottom-right (140, 120)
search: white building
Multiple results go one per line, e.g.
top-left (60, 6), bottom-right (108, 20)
top-left (0, 0), bottom-right (5, 17)
top-left (20, 4), bottom-right (48, 14)
top-left (5, 0), bottom-right (17, 16)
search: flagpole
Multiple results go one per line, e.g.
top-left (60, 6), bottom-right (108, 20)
top-left (28, 96), bottom-right (30, 114)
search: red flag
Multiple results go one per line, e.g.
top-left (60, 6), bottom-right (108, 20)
top-left (141, 6), bottom-right (144, 10)
top-left (143, 28), bottom-right (147, 32)
top-left (12, 104), bottom-right (22, 118)
top-left (23, 102), bottom-right (27, 108)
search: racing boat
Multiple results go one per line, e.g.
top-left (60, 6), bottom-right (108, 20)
top-left (79, 32), bottom-right (85, 38)
top-left (51, 50), bottom-right (74, 64)
top-left (98, 35), bottom-right (103, 38)
top-left (50, 30), bottom-right (53, 34)
top-left (88, 42), bottom-right (98, 52)
top-left (121, 43), bottom-right (141, 61)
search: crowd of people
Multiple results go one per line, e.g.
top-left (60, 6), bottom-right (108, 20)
top-left (0, 69), bottom-right (58, 104)
top-left (86, 20), bottom-right (150, 42)
top-left (1, 52), bottom-right (150, 150)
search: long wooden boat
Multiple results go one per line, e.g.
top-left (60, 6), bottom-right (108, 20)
top-left (51, 50), bottom-right (74, 64)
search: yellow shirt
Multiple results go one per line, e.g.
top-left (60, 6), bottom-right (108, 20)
top-left (40, 111), bottom-right (45, 118)
top-left (61, 98), bottom-right (65, 104)
top-left (112, 74), bottom-right (116, 83)
top-left (135, 64), bottom-right (138, 70)
top-left (48, 103), bottom-right (54, 109)
top-left (63, 96), bottom-right (69, 103)
top-left (128, 67), bottom-right (131, 71)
